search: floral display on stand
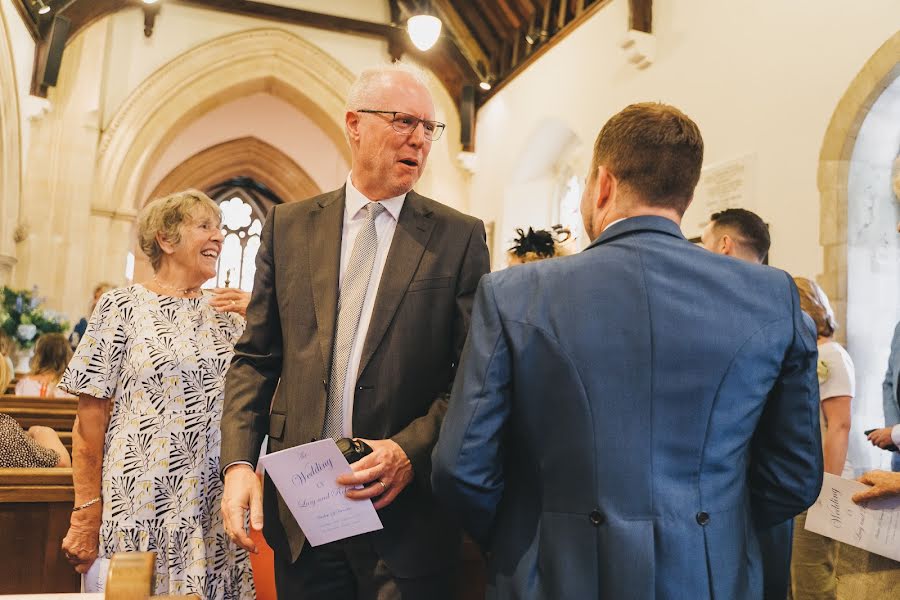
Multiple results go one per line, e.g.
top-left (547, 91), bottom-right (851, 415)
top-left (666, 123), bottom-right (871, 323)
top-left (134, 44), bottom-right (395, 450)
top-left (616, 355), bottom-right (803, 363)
top-left (1, 286), bottom-right (69, 373)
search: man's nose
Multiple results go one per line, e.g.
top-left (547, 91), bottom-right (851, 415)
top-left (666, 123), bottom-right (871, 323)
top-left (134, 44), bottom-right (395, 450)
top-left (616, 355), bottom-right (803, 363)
top-left (407, 120), bottom-right (426, 146)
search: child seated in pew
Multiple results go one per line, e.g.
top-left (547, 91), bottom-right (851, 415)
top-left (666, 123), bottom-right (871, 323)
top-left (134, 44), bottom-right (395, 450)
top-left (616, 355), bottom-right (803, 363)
top-left (0, 353), bottom-right (71, 467)
top-left (15, 333), bottom-right (75, 398)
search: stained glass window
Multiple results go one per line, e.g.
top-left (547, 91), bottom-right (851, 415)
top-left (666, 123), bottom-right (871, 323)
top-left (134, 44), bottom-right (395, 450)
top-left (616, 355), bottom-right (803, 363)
top-left (204, 189), bottom-right (266, 291)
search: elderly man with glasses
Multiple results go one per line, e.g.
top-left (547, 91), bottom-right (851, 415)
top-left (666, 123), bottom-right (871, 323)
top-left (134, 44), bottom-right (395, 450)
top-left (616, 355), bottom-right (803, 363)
top-left (218, 63), bottom-right (489, 599)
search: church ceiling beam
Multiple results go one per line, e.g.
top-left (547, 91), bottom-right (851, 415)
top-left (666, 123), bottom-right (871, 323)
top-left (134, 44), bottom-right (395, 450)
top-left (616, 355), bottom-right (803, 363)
top-left (480, 0), bottom-right (614, 102)
top-left (448, 1), bottom-right (499, 57)
top-left (495, 0), bottom-right (523, 30)
top-left (180, 0), bottom-right (398, 38)
top-left (429, 0), bottom-right (492, 78)
top-left (509, 0), bottom-right (537, 21)
top-left (475, 1), bottom-right (516, 40)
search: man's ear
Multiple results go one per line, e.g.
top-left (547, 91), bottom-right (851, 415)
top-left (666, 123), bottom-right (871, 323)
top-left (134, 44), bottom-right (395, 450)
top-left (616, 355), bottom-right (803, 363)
top-left (720, 234), bottom-right (735, 256)
top-left (596, 166), bottom-right (616, 210)
top-left (345, 110), bottom-right (361, 144)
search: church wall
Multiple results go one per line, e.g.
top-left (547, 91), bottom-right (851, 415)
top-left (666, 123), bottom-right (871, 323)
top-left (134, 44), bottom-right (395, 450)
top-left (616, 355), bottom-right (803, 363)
top-left (92, 4), bottom-right (465, 211)
top-left (0, 0), bottom-right (31, 283)
top-left (12, 1), bottom-right (469, 323)
top-left (0, 0), bottom-right (34, 154)
top-left (140, 93), bottom-right (349, 200)
top-left (14, 20), bottom-right (109, 323)
top-left (470, 0), bottom-right (900, 278)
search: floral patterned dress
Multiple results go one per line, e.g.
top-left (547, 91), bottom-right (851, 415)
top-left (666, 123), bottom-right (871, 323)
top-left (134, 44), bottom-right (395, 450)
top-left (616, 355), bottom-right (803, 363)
top-left (60, 285), bottom-right (255, 600)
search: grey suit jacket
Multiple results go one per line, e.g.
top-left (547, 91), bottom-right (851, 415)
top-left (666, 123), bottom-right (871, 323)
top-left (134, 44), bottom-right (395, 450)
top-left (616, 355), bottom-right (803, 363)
top-left (220, 186), bottom-right (490, 576)
top-left (432, 216), bottom-right (823, 599)
top-left (883, 321), bottom-right (900, 428)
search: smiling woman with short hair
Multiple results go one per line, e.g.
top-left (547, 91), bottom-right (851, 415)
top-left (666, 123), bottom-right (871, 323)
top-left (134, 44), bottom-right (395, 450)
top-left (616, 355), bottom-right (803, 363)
top-left (59, 189), bottom-right (254, 599)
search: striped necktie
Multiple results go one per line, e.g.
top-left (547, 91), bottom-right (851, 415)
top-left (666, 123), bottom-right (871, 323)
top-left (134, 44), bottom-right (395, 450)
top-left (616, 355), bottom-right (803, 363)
top-left (322, 201), bottom-right (387, 439)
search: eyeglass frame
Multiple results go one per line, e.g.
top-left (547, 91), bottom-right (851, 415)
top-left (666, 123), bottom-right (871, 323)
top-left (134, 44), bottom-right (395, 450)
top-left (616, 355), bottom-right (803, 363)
top-left (356, 109), bottom-right (446, 141)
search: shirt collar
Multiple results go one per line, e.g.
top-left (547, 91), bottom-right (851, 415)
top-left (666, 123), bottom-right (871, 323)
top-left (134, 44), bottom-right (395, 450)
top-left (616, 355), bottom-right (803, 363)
top-left (602, 217), bottom-right (628, 232)
top-left (345, 173), bottom-right (406, 222)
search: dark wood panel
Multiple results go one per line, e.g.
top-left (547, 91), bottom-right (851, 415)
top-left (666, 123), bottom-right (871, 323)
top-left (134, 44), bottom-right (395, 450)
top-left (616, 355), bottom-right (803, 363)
top-left (629, 0), bottom-right (652, 32)
top-left (0, 497), bottom-right (78, 593)
top-left (181, 0), bottom-right (397, 38)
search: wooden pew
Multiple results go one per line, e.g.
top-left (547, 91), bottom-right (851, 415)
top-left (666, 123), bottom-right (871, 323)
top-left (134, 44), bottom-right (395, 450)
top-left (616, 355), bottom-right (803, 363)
top-left (0, 395), bottom-right (77, 431)
top-left (0, 467), bottom-right (79, 593)
top-left (60, 430), bottom-right (73, 454)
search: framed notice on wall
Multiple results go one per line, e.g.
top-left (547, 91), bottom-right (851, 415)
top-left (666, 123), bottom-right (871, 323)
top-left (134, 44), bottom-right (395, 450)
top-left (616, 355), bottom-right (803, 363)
top-left (682, 153), bottom-right (759, 239)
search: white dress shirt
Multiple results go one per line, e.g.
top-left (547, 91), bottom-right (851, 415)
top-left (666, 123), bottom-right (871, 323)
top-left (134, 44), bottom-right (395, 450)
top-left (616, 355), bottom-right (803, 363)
top-left (603, 217), bottom-right (628, 232)
top-left (337, 175), bottom-right (406, 436)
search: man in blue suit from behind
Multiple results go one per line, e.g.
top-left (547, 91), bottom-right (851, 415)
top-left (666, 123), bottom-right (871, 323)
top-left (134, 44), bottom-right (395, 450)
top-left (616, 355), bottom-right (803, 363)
top-left (432, 103), bottom-right (823, 599)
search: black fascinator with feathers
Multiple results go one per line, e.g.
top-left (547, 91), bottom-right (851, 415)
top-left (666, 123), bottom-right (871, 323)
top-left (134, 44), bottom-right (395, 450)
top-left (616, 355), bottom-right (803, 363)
top-left (509, 227), bottom-right (556, 259)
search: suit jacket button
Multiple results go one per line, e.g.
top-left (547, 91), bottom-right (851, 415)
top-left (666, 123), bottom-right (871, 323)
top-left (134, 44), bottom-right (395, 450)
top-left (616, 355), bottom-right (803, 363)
top-left (696, 511), bottom-right (710, 526)
top-left (589, 510), bottom-right (604, 526)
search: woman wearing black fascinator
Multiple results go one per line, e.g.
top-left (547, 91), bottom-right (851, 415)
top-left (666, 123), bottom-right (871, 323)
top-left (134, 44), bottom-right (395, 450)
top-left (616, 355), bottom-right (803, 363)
top-left (507, 225), bottom-right (572, 265)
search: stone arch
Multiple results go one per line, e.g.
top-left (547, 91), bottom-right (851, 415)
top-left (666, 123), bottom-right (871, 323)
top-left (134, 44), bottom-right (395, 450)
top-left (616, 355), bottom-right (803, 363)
top-left (817, 31), bottom-right (900, 331)
top-left (94, 27), bottom-right (354, 217)
top-left (146, 136), bottom-right (321, 203)
top-left (0, 6), bottom-right (21, 282)
top-left (131, 136), bottom-right (322, 284)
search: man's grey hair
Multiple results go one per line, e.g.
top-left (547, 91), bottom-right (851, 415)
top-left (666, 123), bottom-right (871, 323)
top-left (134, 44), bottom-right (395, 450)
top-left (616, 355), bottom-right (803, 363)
top-left (344, 62), bottom-right (431, 112)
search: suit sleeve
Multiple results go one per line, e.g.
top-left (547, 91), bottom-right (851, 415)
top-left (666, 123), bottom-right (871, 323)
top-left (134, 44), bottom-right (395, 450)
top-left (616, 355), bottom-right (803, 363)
top-left (391, 220), bottom-right (490, 485)
top-left (748, 273), bottom-right (823, 528)
top-left (431, 275), bottom-right (510, 545)
top-left (220, 207), bottom-right (284, 472)
top-left (882, 321), bottom-right (900, 427)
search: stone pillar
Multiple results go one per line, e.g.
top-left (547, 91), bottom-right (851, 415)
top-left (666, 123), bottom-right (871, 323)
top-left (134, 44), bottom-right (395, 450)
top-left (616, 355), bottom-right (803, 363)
top-left (817, 159), bottom-right (850, 345)
top-left (15, 25), bottom-right (110, 322)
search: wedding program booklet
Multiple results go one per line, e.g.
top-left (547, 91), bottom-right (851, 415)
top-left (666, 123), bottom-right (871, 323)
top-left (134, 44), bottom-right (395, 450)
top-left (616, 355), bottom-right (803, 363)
top-left (805, 472), bottom-right (900, 562)
top-left (258, 439), bottom-right (384, 546)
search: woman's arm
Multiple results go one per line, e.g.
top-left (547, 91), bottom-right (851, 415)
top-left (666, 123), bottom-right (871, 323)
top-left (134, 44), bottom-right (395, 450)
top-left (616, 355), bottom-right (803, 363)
top-left (821, 395), bottom-right (852, 476)
top-left (28, 425), bottom-right (71, 467)
top-left (61, 393), bottom-right (111, 574)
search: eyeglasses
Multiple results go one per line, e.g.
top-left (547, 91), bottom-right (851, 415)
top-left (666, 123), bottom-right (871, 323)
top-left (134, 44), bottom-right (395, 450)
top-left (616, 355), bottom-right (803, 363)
top-left (357, 110), bottom-right (446, 141)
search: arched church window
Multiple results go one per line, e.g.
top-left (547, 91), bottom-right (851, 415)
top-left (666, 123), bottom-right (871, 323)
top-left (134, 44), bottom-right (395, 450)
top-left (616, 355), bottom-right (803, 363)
top-left (558, 174), bottom-right (583, 248)
top-left (206, 178), bottom-right (281, 290)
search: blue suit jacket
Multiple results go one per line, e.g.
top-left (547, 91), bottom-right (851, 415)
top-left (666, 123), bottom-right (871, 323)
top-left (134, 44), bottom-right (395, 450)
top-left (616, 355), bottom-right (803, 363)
top-left (432, 217), bottom-right (823, 599)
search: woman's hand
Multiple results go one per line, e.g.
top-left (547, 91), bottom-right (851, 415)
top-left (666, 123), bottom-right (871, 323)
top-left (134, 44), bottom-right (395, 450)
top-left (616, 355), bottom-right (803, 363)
top-left (209, 288), bottom-right (250, 317)
top-left (61, 504), bottom-right (101, 574)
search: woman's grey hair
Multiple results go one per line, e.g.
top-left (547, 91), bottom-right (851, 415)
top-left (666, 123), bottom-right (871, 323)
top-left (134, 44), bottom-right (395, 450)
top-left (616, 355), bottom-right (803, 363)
top-left (137, 189), bottom-right (220, 272)
top-left (344, 62), bottom-right (431, 112)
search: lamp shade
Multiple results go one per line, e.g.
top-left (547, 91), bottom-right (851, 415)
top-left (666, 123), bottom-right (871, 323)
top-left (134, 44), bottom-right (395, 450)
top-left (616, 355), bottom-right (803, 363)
top-left (407, 15), bottom-right (442, 51)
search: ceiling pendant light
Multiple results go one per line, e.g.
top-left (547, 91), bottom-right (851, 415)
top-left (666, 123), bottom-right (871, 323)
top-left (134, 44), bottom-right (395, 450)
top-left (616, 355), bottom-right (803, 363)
top-left (36, 0), bottom-right (50, 15)
top-left (407, 11), bottom-right (442, 51)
